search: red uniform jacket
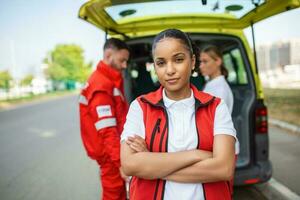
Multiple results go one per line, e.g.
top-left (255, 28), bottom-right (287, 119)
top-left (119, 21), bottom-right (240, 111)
top-left (79, 61), bottom-right (128, 168)
top-left (130, 85), bottom-right (232, 200)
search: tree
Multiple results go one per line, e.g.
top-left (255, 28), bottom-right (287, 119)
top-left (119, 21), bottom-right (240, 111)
top-left (46, 63), bottom-right (68, 81)
top-left (44, 44), bottom-right (92, 83)
top-left (20, 74), bottom-right (34, 86)
top-left (0, 70), bottom-right (12, 90)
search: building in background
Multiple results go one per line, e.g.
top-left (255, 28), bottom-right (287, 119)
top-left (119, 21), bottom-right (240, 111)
top-left (290, 39), bottom-right (300, 64)
top-left (257, 38), bottom-right (300, 88)
top-left (257, 44), bottom-right (271, 72)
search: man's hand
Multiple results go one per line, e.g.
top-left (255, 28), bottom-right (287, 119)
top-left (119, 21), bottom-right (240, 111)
top-left (126, 135), bottom-right (149, 152)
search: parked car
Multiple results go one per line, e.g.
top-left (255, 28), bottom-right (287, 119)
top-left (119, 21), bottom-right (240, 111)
top-left (79, 0), bottom-right (300, 186)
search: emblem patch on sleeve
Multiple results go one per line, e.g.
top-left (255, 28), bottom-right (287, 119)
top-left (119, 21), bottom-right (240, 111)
top-left (96, 105), bottom-right (112, 118)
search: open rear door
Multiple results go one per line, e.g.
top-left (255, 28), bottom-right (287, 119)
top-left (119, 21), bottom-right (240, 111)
top-left (79, 0), bottom-right (300, 36)
top-left (237, 0), bottom-right (300, 28)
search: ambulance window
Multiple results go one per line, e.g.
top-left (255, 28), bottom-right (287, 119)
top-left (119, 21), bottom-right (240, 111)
top-left (129, 61), bottom-right (159, 98)
top-left (223, 48), bottom-right (248, 85)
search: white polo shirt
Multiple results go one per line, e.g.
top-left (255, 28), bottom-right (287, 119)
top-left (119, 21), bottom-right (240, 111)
top-left (203, 75), bottom-right (234, 114)
top-left (121, 89), bottom-right (237, 200)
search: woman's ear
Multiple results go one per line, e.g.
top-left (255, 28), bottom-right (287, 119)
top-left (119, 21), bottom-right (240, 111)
top-left (191, 54), bottom-right (196, 70)
top-left (215, 57), bottom-right (222, 67)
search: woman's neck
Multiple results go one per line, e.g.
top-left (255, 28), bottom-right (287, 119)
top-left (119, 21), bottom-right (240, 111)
top-left (165, 84), bottom-right (191, 101)
top-left (209, 71), bottom-right (222, 80)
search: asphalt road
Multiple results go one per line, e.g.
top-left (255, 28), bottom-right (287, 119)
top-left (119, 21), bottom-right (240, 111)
top-left (233, 125), bottom-right (300, 200)
top-left (0, 95), bottom-right (299, 200)
top-left (269, 125), bottom-right (300, 195)
top-left (0, 95), bottom-right (99, 200)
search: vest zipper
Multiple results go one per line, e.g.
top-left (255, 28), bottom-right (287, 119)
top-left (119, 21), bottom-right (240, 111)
top-left (150, 118), bottom-right (161, 152)
top-left (159, 123), bottom-right (167, 152)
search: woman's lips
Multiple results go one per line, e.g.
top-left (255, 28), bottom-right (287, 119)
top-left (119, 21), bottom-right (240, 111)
top-left (166, 78), bottom-right (179, 84)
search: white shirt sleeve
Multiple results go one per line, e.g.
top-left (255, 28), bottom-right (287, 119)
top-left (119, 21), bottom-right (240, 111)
top-left (214, 99), bottom-right (239, 154)
top-left (121, 99), bottom-right (145, 142)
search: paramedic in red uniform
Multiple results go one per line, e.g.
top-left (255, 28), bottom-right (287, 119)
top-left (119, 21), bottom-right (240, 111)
top-left (79, 38), bottom-right (130, 200)
top-left (121, 29), bottom-right (237, 200)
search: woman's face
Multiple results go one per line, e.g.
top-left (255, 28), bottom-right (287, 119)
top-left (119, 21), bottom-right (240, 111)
top-left (199, 52), bottom-right (221, 79)
top-left (153, 38), bottom-right (195, 99)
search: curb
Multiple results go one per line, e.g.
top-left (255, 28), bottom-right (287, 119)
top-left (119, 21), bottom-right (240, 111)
top-left (255, 178), bottom-right (300, 200)
top-left (269, 118), bottom-right (300, 134)
top-left (0, 92), bottom-right (78, 112)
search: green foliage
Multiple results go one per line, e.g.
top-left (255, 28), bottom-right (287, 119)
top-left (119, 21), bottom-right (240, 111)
top-left (20, 74), bottom-right (34, 86)
top-left (46, 63), bottom-right (68, 81)
top-left (264, 88), bottom-right (300, 126)
top-left (45, 44), bottom-right (92, 83)
top-left (0, 70), bottom-right (12, 89)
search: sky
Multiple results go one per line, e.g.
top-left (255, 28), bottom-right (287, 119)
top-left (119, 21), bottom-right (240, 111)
top-left (0, 0), bottom-right (104, 79)
top-left (0, 0), bottom-right (300, 79)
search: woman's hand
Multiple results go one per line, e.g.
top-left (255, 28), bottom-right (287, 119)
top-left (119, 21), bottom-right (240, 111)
top-left (126, 135), bottom-right (149, 152)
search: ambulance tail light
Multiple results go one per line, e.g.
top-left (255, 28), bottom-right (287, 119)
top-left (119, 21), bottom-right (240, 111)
top-left (255, 106), bottom-right (268, 134)
top-left (244, 178), bottom-right (260, 185)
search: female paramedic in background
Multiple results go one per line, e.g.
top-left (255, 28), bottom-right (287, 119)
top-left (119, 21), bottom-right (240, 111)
top-left (120, 29), bottom-right (238, 200)
top-left (199, 45), bottom-right (234, 114)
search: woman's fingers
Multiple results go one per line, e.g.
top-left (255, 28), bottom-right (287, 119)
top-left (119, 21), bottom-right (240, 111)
top-left (130, 143), bottom-right (143, 152)
top-left (126, 139), bottom-right (142, 152)
top-left (126, 139), bottom-right (132, 145)
top-left (133, 136), bottom-right (146, 146)
top-left (126, 135), bottom-right (149, 152)
top-left (127, 136), bottom-right (135, 142)
top-left (133, 135), bottom-right (148, 152)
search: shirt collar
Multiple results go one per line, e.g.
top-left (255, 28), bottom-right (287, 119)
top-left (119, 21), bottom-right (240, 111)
top-left (207, 75), bottom-right (225, 84)
top-left (162, 89), bottom-right (195, 109)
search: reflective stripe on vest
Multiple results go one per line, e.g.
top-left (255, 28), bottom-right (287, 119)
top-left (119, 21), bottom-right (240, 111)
top-left (113, 87), bottom-right (124, 100)
top-left (95, 118), bottom-right (117, 131)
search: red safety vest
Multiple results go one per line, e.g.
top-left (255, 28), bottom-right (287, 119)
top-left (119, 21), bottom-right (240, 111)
top-left (79, 61), bottom-right (128, 165)
top-left (130, 85), bottom-right (232, 200)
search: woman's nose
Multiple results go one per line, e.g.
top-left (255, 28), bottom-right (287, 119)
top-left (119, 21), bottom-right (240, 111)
top-left (166, 62), bottom-right (175, 75)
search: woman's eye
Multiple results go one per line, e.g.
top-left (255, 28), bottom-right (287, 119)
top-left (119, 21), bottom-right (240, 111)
top-left (175, 58), bottom-right (184, 63)
top-left (156, 61), bottom-right (164, 66)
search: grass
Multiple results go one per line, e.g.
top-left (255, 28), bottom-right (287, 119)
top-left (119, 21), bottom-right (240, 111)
top-left (263, 88), bottom-right (300, 126)
top-left (0, 90), bottom-right (78, 110)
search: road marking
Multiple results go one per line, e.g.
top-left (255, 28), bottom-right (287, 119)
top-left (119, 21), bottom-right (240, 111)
top-left (40, 131), bottom-right (56, 138)
top-left (270, 118), bottom-right (300, 134)
top-left (267, 178), bottom-right (300, 200)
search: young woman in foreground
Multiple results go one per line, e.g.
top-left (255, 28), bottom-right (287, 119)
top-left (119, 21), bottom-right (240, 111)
top-left (121, 29), bottom-right (237, 200)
